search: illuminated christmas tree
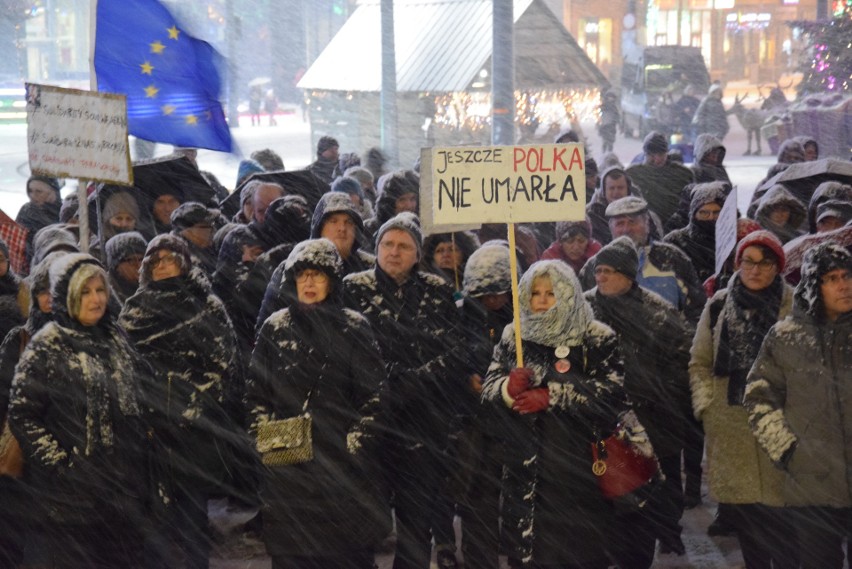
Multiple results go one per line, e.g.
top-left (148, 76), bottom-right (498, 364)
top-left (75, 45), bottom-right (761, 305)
top-left (792, 0), bottom-right (852, 95)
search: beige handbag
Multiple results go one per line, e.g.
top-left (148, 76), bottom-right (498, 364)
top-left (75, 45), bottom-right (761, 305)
top-left (256, 413), bottom-right (313, 466)
top-left (0, 420), bottom-right (23, 478)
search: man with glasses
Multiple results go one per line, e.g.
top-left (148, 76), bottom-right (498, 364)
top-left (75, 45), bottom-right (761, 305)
top-left (664, 182), bottom-right (731, 282)
top-left (343, 212), bottom-right (464, 569)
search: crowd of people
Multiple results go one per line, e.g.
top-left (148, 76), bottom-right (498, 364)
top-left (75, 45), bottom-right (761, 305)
top-left (0, 130), bottom-right (850, 569)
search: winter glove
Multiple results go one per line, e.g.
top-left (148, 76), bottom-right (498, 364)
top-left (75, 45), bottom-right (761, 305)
top-left (513, 388), bottom-right (549, 414)
top-left (507, 367), bottom-right (534, 398)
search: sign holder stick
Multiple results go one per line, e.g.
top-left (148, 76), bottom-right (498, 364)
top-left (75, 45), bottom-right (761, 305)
top-left (507, 223), bottom-right (524, 367)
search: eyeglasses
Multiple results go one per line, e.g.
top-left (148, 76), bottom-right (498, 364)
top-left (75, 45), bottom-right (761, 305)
top-left (822, 271), bottom-right (852, 286)
top-left (740, 258), bottom-right (776, 271)
top-left (151, 252), bottom-right (179, 267)
top-left (296, 270), bottom-right (329, 284)
top-left (594, 266), bottom-right (619, 276)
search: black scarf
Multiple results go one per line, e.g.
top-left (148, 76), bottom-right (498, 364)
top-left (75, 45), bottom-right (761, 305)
top-left (714, 274), bottom-right (783, 405)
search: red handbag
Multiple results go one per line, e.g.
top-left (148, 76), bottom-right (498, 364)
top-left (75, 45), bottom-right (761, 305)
top-left (591, 424), bottom-right (660, 501)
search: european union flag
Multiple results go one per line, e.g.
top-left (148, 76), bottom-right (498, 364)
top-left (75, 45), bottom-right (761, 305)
top-left (93, 0), bottom-right (232, 152)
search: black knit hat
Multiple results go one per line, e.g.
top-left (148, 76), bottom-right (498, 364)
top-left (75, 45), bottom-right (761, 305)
top-left (643, 131), bottom-right (669, 154)
top-left (595, 236), bottom-right (639, 281)
top-left (170, 201), bottom-right (218, 230)
top-left (105, 231), bottom-right (147, 272)
top-left (317, 136), bottom-right (339, 156)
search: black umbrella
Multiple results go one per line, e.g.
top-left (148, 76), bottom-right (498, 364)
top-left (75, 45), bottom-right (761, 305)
top-left (220, 169), bottom-right (330, 219)
top-left (757, 158), bottom-right (852, 206)
top-left (133, 154), bottom-right (219, 208)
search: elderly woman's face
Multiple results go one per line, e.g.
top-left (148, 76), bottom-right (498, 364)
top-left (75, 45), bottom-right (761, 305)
top-left (296, 269), bottom-right (330, 304)
top-left (76, 275), bottom-right (108, 326)
top-left (433, 241), bottom-right (463, 271)
top-left (28, 180), bottom-right (57, 206)
top-left (151, 250), bottom-right (182, 282)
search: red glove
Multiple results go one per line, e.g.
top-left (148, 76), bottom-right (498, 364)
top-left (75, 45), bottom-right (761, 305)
top-left (507, 368), bottom-right (534, 398)
top-left (513, 388), bottom-right (550, 414)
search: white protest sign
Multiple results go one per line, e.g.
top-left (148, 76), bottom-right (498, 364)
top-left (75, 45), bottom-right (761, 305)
top-left (715, 187), bottom-right (738, 275)
top-left (419, 148), bottom-right (481, 236)
top-left (26, 83), bottom-right (132, 185)
top-left (427, 143), bottom-right (586, 226)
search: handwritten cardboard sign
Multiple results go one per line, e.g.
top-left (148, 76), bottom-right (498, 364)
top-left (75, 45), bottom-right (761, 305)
top-left (715, 187), bottom-right (738, 275)
top-left (424, 143), bottom-right (586, 226)
top-left (26, 83), bottom-right (132, 185)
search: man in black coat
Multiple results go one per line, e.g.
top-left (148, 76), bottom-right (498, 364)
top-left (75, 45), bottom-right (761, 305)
top-left (343, 213), bottom-right (464, 569)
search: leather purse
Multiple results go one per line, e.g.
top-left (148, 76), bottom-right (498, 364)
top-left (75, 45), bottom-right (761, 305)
top-left (591, 412), bottom-right (661, 509)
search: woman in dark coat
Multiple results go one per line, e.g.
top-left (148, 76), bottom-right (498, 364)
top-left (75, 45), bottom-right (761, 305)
top-left (16, 175), bottom-right (62, 268)
top-left (8, 253), bottom-right (148, 568)
top-left (247, 238), bottom-right (390, 569)
top-left (664, 182), bottom-right (730, 283)
top-left (420, 231), bottom-right (480, 291)
top-left (119, 233), bottom-right (245, 569)
top-left (481, 260), bottom-right (628, 568)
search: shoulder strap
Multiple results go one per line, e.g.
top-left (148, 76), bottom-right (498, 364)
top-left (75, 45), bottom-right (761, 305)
top-left (18, 328), bottom-right (30, 356)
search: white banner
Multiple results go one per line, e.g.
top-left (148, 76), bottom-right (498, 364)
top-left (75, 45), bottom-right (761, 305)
top-left (715, 187), bottom-right (738, 275)
top-left (26, 83), bottom-right (132, 185)
top-left (425, 143), bottom-right (587, 226)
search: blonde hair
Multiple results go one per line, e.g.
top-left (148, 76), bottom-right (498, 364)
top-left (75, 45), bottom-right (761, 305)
top-left (66, 263), bottom-right (109, 322)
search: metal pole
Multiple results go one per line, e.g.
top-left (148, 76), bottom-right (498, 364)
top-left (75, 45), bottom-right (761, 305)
top-left (226, 0), bottom-right (240, 129)
top-left (492, 0), bottom-right (514, 145)
top-left (380, 0), bottom-right (399, 165)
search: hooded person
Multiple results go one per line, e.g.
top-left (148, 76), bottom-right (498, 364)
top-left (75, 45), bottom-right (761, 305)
top-left (540, 220), bottom-right (602, 275)
top-left (480, 260), bottom-right (628, 568)
top-left (754, 184), bottom-right (807, 244)
top-left (119, 233), bottom-right (249, 568)
top-left (806, 181), bottom-right (852, 234)
top-left (775, 139), bottom-right (806, 165)
top-left (0, 238), bottom-right (26, 343)
top-left (586, 166), bottom-right (644, 245)
top-left (7, 253), bottom-right (148, 567)
top-left (744, 243), bottom-right (852, 569)
top-left (792, 135), bottom-right (819, 162)
top-left (227, 195), bottom-right (313, 356)
top-left (104, 232), bottom-right (147, 306)
top-left (30, 225), bottom-right (80, 269)
top-left (664, 182), bottom-right (730, 282)
top-left (420, 231), bottom-right (480, 291)
top-left (247, 239), bottom-right (390, 568)
top-left (0, 251), bottom-right (62, 565)
top-left (17, 176), bottom-right (62, 267)
top-left (626, 132), bottom-right (695, 227)
top-left (815, 200), bottom-right (852, 233)
top-left (693, 84), bottom-right (730, 141)
top-left (363, 170), bottom-right (420, 252)
top-left (691, 133), bottom-right (731, 185)
top-left (585, 236), bottom-right (693, 561)
top-left (691, 230), bottom-right (799, 569)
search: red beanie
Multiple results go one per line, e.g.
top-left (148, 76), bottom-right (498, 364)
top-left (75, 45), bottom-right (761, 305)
top-left (735, 230), bottom-right (785, 273)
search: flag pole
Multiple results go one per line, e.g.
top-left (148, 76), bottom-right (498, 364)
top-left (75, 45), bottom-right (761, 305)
top-left (76, 0), bottom-right (100, 254)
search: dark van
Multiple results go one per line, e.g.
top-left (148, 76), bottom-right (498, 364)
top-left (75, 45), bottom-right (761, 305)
top-left (620, 45), bottom-right (710, 138)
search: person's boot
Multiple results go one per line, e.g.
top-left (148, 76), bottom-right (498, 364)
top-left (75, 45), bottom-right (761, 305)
top-left (707, 503), bottom-right (737, 537)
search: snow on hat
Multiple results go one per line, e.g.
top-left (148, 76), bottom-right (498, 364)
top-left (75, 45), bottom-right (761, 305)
top-left (105, 231), bottom-right (147, 272)
top-left (595, 236), bottom-right (639, 281)
top-left (331, 176), bottom-right (365, 202)
top-left (236, 159), bottom-right (265, 188)
top-left (376, 212), bottom-right (423, 260)
top-left (643, 131), bottom-right (669, 154)
top-left (311, 191), bottom-right (364, 238)
top-left (735, 230), bottom-right (785, 272)
top-left (736, 218), bottom-right (763, 242)
top-left (689, 182), bottom-right (729, 221)
top-left (605, 196), bottom-right (649, 218)
top-left (102, 191), bottom-right (139, 223)
top-left (317, 135), bottom-right (339, 156)
top-left (282, 238), bottom-right (344, 305)
top-left (170, 201), bottom-right (218, 230)
top-left (140, 233), bottom-right (192, 287)
top-left (47, 252), bottom-right (106, 321)
top-left (555, 220), bottom-right (591, 241)
top-left (32, 225), bottom-right (79, 267)
top-left (463, 242), bottom-right (513, 297)
top-left (816, 200), bottom-right (852, 226)
top-left (795, 242), bottom-right (852, 317)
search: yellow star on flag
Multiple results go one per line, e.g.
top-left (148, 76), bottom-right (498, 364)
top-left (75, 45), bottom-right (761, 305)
top-left (167, 26), bottom-right (180, 40)
top-left (150, 41), bottom-right (166, 54)
top-left (145, 85), bottom-right (160, 98)
top-left (140, 61), bottom-right (154, 75)
top-left (162, 104), bottom-right (176, 115)
top-left (185, 114), bottom-right (198, 125)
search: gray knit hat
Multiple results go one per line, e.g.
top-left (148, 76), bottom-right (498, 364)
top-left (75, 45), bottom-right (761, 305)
top-left (643, 131), bottom-right (669, 154)
top-left (595, 236), bottom-right (639, 281)
top-left (376, 212), bottom-right (423, 260)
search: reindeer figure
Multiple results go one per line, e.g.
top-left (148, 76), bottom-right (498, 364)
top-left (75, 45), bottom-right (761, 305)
top-left (730, 93), bottom-right (770, 155)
